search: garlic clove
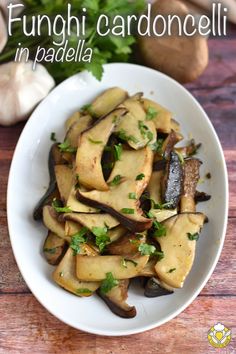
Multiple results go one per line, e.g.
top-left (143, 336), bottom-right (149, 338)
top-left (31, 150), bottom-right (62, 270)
top-left (0, 10), bottom-right (7, 53)
top-left (0, 61), bottom-right (55, 126)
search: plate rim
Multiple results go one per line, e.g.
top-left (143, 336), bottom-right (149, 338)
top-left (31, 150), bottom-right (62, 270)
top-left (7, 62), bottom-right (229, 336)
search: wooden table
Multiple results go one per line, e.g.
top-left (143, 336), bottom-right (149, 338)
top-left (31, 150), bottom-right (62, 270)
top-left (1, 27), bottom-right (236, 354)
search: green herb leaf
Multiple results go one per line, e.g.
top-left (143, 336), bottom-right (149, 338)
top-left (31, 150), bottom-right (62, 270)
top-left (176, 151), bottom-right (185, 164)
top-left (114, 143), bottom-right (123, 161)
top-left (149, 138), bottom-right (164, 153)
top-left (117, 129), bottom-right (139, 144)
top-left (187, 232), bottom-right (199, 241)
top-left (76, 288), bottom-right (93, 295)
top-left (58, 140), bottom-right (77, 153)
top-left (70, 227), bottom-right (88, 255)
top-left (128, 192), bottom-right (137, 200)
top-left (146, 107), bottom-right (158, 121)
top-left (153, 220), bottom-right (167, 238)
top-left (136, 173), bottom-right (145, 180)
top-left (92, 226), bottom-right (110, 252)
top-left (109, 175), bottom-right (123, 186)
top-left (75, 174), bottom-right (80, 190)
top-left (138, 243), bottom-right (156, 256)
top-left (120, 208), bottom-right (135, 214)
top-left (121, 258), bottom-right (138, 268)
top-left (167, 268), bottom-right (176, 273)
top-left (50, 132), bottom-right (57, 142)
top-left (52, 199), bottom-right (72, 213)
top-left (100, 272), bottom-right (119, 294)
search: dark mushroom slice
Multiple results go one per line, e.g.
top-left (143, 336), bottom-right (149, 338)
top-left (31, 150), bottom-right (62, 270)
top-left (43, 231), bottom-right (68, 266)
top-left (155, 212), bottom-right (206, 288)
top-left (83, 87), bottom-right (128, 118)
top-left (33, 143), bottom-right (65, 220)
top-left (53, 248), bottom-right (100, 297)
top-left (195, 190), bottom-right (211, 203)
top-left (76, 148), bottom-right (154, 232)
top-left (65, 114), bottom-right (93, 148)
top-left (162, 151), bottom-right (184, 208)
top-left (97, 280), bottom-right (136, 318)
top-left (162, 130), bottom-right (183, 159)
top-left (153, 159), bottom-right (167, 172)
top-left (101, 135), bottom-right (119, 181)
top-left (75, 108), bottom-right (127, 191)
top-left (144, 277), bottom-right (174, 297)
top-left (180, 158), bottom-right (202, 213)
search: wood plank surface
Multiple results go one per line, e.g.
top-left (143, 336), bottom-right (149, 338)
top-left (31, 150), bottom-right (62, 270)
top-left (0, 23), bottom-right (236, 354)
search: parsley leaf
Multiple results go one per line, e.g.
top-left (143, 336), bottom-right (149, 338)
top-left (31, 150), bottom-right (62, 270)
top-left (120, 208), bottom-right (135, 214)
top-left (149, 138), bottom-right (164, 153)
top-left (121, 258), bottom-right (138, 268)
top-left (146, 107), bottom-right (158, 121)
top-left (92, 226), bottom-right (110, 252)
top-left (167, 268), bottom-right (176, 273)
top-left (76, 288), bottom-right (93, 296)
top-left (187, 232), bottom-right (199, 241)
top-left (100, 272), bottom-right (118, 294)
top-left (128, 192), bottom-right (137, 200)
top-left (109, 175), bottom-right (123, 186)
top-left (52, 199), bottom-right (72, 213)
top-left (152, 220), bottom-right (167, 238)
top-left (117, 129), bottom-right (139, 144)
top-left (114, 143), bottom-right (123, 161)
top-left (70, 227), bottom-right (88, 255)
top-left (136, 173), bottom-right (145, 180)
top-left (138, 243), bottom-right (156, 256)
top-left (58, 140), bottom-right (77, 153)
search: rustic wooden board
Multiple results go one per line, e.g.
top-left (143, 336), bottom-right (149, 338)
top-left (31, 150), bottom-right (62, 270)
top-left (0, 25), bottom-right (236, 353)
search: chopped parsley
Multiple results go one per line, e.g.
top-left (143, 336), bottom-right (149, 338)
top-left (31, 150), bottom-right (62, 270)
top-left (120, 208), bottom-right (135, 214)
top-left (117, 129), bottom-right (139, 144)
top-left (74, 174), bottom-right (80, 190)
top-left (92, 226), bottom-right (110, 252)
top-left (114, 143), bottom-right (123, 161)
top-left (88, 137), bottom-right (103, 144)
top-left (70, 227), bottom-right (88, 255)
top-left (167, 268), bottom-right (176, 273)
top-left (153, 220), bottom-right (167, 238)
top-left (121, 258), bottom-right (138, 268)
top-left (187, 232), bottom-right (199, 241)
top-left (50, 132), bottom-right (57, 142)
top-left (76, 288), bottom-right (93, 296)
top-left (100, 272), bottom-right (119, 294)
top-left (136, 173), bottom-right (145, 180)
top-left (138, 243), bottom-right (156, 256)
top-left (149, 138), bottom-right (164, 153)
top-left (146, 106), bottom-right (158, 121)
top-left (128, 192), bottom-right (137, 200)
top-left (138, 121), bottom-right (153, 142)
top-left (52, 199), bottom-right (72, 213)
top-left (109, 174), bottom-right (123, 186)
top-left (176, 151), bottom-right (185, 164)
top-left (81, 103), bottom-right (93, 114)
top-left (58, 140), bottom-right (77, 153)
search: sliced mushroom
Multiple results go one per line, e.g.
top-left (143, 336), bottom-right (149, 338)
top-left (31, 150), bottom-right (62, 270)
top-left (85, 87), bottom-right (128, 118)
top-left (54, 165), bottom-right (74, 204)
top-left (76, 108), bottom-right (127, 191)
top-left (115, 97), bottom-right (157, 150)
top-left (76, 254), bottom-right (149, 281)
top-left (139, 258), bottom-right (156, 277)
top-left (65, 114), bottom-right (93, 148)
top-left (53, 248), bottom-right (100, 297)
top-left (33, 144), bottom-right (65, 220)
top-left (63, 213), bottom-right (120, 230)
top-left (97, 280), bottom-right (136, 318)
top-left (155, 212), bottom-right (205, 288)
top-left (144, 277), bottom-right (174, 297)
top-left (108, 225), bottom-right (128, 243)
top-left (162, 130), bottom-right (183, 159)
top-left (65, 220), bottom-right (82, 237)
top-left (65, 111), bottom-right (81, 130)
top-left (180, 158), bottom-right (202, 212)
top-left (76, 148), bottom-right (153, 232)
top-left (42, 206), bottom-right (68, 241)
top-left (175, 139), bottom-right (201, 158)
top-left (43, 231), bottom-right (67, 265)
top-left (162, 151), bottom-right (183, 208)
top-left (67, 185), bottom-right (99, 213)
top-left (107, 233), bottom-right (146, 256)
top-left (141, 98), bottom-right (172, 133)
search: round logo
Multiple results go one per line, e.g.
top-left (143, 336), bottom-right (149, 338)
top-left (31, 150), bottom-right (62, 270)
top-left (207, 322), bottom-right (231, 348)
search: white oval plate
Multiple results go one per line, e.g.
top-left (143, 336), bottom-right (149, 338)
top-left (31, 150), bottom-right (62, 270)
top-left (7, 63), bottom-right (228, 336)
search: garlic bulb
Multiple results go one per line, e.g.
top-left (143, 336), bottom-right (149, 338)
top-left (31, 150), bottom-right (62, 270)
top-left (0, 10), bottom-right (7, 53)
top-left (0, 61), bottom-right (55, 126)
top-left (0, 0), bottom-right (24, 18)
